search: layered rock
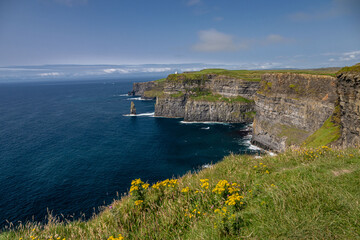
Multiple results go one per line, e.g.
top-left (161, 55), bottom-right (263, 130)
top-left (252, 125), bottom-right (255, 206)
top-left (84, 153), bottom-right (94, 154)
top-left (163, 74), bottom-right (259, 99)
top-left (184, 100), bottom-right (255, 123)
top-left (152, 73), bottom-right (260, 123)
top-left (155, 96), bottom-right (186, 118)
top-left (154, 96), bottom-right (255, 123)
top-left (337, 70), bottom-right (360, 147)
top-left (252, 73), bottom-right (337, 151)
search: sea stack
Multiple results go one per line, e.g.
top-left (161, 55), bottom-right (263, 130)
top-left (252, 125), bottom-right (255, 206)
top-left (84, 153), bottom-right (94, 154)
top-left (130, 101), bottom-right (136, 115)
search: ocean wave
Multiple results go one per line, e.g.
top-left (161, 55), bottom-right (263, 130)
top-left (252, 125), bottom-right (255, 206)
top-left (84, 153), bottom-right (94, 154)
top-left (180, 121), bottom-right (230, 125)
top-left (242, 139), bottom-right (262, 151)
top-left (201, 127), bottom-right (210, 130)
top-left (123, 112), bottom-right (155, 117)
top-left (126, 97), bottom-right (153, 101)
top-left (113, 94), bottom-right (129, 97)
top-left (248, 144), bottom-right (262, 151)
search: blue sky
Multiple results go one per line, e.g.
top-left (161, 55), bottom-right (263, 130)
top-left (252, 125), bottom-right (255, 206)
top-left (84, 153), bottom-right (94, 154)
top-left (0, 0), bottom-right (359, 70)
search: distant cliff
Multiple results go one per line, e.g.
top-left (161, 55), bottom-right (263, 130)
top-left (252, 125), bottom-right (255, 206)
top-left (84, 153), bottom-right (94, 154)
top-left (252, 73), bottom-right (337, 151)
top-left (129, 80), bottom-right (165, 99)
top-left (153, 73), bottom-right (259, 123)
top-left (337, 64), bottom-right (360, 148)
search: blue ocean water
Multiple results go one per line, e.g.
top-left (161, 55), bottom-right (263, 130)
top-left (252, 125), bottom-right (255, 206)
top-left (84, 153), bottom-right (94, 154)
top-left (0, 79), bottom-right (258, 228)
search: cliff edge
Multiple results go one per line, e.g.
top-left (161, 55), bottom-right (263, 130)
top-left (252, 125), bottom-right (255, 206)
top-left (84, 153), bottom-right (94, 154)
top-left (252, 73), bottom-right (337, 151)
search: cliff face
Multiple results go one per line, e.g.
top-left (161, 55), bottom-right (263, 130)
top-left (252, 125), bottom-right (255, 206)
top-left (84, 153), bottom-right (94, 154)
top-left (163, 74), bottom-right (260, 100)
top-left (184, 100), bottom-right (255, 123)
top-left (151, 73), bottom-right (260, 123)
top-left (154, 96), bottom-right (255, 122)
top-left (154, 96), bottom-right (186, 118)
top-left (205, 78), bottom-right (259, 99)
top-left (337, 72), bottom-right (360, 147)
top-left (252, 73), bottom-right (337, 151)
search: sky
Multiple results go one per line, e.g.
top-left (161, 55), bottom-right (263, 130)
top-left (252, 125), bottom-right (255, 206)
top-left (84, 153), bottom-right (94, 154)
top-left (0, 0), bottom-right (360, 73)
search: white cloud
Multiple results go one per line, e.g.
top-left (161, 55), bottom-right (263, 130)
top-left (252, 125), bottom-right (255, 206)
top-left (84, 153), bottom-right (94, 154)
top-left (192, 29), bottom-right (247, 52)
top-left (187, 0), bottom-right (201, 6)
top-left (103, 67), bottom-right (172, 74)
top-left (38, 72), bottom-right (61, 76)
top-left (326, 50), bottom-right (360, 62)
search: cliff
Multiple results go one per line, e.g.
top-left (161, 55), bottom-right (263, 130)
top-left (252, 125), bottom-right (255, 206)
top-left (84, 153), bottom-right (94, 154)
top-left (252, 73), bottom-right (337, 151)
top-left (163, 73), bottom-right (259, 99)
top-left (153, 73), bottom-right (260, 123)
top-left (129, 80), bottom-right (165, 99)
top-left (337, 64), bottom-right (360, 147)
top-left (184, 99), bottom-right (255, 123)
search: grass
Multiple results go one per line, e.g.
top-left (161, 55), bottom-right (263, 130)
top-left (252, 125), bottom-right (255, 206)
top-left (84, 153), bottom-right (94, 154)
top-left (304, 117), bottom-right (341, 148)
top-left (2, 147), bottom-right (360, 239)
top-left (190, 68), bottom-right (338, 81)
top-left (142, 81), bottom-right (165, 98)
top-left (169, 91), bottom-right (185, 98)
top-left (143, 89), bottom-right (164, 98)
top-left (165, 68), bottom-right (338, 84)
top-left (337, 63), bottom-right (360, 74)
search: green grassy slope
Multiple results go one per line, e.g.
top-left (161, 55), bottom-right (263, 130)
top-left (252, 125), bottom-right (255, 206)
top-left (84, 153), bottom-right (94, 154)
top-left (337, 63), bottom-right (360, 74)
top-left (2, 147), bottom-right (360, 240)
top-left (164, 68), bottom-right (338, 83)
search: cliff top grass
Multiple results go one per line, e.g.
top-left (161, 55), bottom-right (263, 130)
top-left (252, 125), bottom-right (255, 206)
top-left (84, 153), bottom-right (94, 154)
top-left (337, 63), bottom-right (360, 74)
top-left (2, 147), bottom-right (360, 239)
top-left (178, 68), bottom-right (339, 82)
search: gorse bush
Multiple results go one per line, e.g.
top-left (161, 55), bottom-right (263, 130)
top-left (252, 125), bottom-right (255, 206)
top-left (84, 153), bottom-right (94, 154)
top-left (2, 146), bottom-right (360, 239)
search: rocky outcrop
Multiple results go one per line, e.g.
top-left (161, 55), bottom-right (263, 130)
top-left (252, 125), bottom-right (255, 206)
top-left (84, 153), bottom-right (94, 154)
top-left (337, 71), bottom-right (360, 147)
top-left (184, 100), bottom-right (255, 123)
top-left (252, 73), bottom-right (337, 151)
top-left (130, 101), bottom-right (136, 115)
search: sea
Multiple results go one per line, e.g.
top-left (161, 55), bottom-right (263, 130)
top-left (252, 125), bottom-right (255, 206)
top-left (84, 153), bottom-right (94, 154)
top-left (0, 78), bottom-right (260, 229)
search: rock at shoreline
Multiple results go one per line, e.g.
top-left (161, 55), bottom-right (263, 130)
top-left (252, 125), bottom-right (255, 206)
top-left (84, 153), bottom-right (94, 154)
top-left (130, 101), bottom-right (136, 115)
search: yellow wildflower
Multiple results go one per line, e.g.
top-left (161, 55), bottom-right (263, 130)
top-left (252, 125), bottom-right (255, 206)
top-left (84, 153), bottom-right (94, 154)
top-left (181, 187), bottom-right (190, 193)
top-left (134, 200), bottom-right (143, 206)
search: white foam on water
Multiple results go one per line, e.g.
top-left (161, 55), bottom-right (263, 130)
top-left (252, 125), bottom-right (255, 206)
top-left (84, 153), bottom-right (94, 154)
top-left (126, 97), bottom-right (153, 101)
top-left (114, 94), bottom-right (129, 97)
top-left (243, 134), bottom-right (252, 140)
top-left (201, 127), bottom-right (210, 130)
top-left (180, 121), bottom-right (229, 125)
top-left (123, 112), bottom-right (155, 117)
top-left (248, 144), bottom-right (262, 151)
top-left (136, 112), bottom-right (155, 116)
